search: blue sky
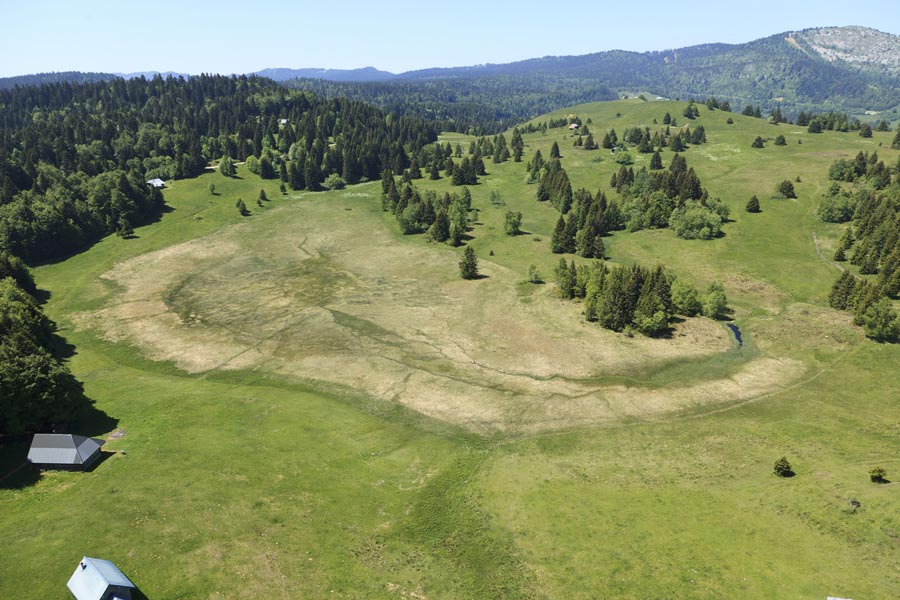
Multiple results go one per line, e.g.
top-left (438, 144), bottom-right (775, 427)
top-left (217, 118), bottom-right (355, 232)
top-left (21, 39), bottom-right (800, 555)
top-left (2, 0), bottom-right (899, 77)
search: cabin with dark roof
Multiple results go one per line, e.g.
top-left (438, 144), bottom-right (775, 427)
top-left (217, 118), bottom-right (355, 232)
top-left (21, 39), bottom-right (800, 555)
top-left (27, 434), bottom-right (104, 470)
top-left (67, 557), bottom-right (136, 600)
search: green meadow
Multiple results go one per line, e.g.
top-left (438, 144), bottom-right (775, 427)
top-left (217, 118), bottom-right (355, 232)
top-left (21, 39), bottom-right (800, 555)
top-left (1, 100), bottom-right (898, 598)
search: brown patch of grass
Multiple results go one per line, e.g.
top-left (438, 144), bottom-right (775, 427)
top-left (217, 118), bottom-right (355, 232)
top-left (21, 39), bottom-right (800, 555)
top-left (75, 197), bottom-right (804, 433)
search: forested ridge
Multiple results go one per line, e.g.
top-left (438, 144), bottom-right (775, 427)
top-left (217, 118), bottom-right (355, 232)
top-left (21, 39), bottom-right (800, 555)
top-left (283, 75), bottom-right (617, 135)
top-left (0, 75), bottom-right (438, 262)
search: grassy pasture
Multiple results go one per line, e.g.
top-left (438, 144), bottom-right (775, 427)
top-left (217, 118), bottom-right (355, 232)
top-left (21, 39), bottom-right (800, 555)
top-left (1, 100), bottom-right (898, 598)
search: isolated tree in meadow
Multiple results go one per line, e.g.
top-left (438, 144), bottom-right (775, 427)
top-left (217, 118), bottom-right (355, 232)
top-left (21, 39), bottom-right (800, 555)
top-left (859, 123), bottom-right (873, 138)
top-left (459, 245), bottom-right (479, 280)
top-left (774, 457), bottom-right (794, 477)
top-left (751, 136), bottom-right (765, 148)
top-left (504, 211), bottom-right (523, 235)
top-left (869, 466), bottom-right (888, 483)
top-left (258, 188), bottom-right (268, 202)
top-left (777, 180), bottom-right (797, 199)
top-left (746, 195), bottom-right (760, 213)
top-left (892, 127), bottom-right (900, 149)
top-left (208, 182), bottom-right (216, 195)
top-left (235, 198), bottom-right (249, 216)
top-left (527, 264), bottom-right (542, 284)
top-left (662, 112), bottom-right (671, 125)
top-left (774, 135), bottom-right (787, 146)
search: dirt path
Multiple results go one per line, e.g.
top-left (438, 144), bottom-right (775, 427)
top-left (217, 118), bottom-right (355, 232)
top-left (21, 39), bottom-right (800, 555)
top-left (812, 231), bottom-right (844, 272)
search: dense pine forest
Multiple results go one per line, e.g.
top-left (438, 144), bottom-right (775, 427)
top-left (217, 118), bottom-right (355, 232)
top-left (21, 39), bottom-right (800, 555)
top-left (0, 75), bottom-right (438, 262)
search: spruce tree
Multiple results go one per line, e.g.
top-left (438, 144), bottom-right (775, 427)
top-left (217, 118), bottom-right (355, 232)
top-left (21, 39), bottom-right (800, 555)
top-left (551, 216), bottom-right (567, 253)
top-left (746, 195), bottom-right (761, 213)
top-left (650, 151), bottom-right (663, 170)
top-left (459, 246), bottom-right (479, 280)
top-left (550, 141), bottom-right (561, 159)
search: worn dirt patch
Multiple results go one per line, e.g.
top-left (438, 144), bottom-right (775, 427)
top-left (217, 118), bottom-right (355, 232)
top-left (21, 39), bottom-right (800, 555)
top-left (75, 197), bottom-right (804, 434)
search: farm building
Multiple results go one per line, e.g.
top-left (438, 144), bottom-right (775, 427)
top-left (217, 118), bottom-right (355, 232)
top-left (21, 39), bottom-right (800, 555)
top-left (67, 557), bottom-right (136, 600)
top-left (27, 434), bottom-right (104, 470)
top-left (568, 123), bottom-right (580, 130)
top-left (146, 178), bottom-right (166, 188)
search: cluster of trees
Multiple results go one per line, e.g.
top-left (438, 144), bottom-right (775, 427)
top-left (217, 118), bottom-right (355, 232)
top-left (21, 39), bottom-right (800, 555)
top-left (614, 154), bottom-right (728, 238)
top-left (827, 151), bottom-right (893, 190)
top-left (602, 123), bottom-right (707, 155)
top-left (0, 75), bottom-right (438, 261)
top-left (550, 188), bottom-right (626, 258)
top-left (554, 259), bottom-right (728, 335)
top-left (827, 183), bottom-right (900, 341)
top-left (0, 253), bottom-right (85, 435)
top-left (534, 143), bottom-right (726, 242)
top-left (380, 171), bottom-right (473, 245)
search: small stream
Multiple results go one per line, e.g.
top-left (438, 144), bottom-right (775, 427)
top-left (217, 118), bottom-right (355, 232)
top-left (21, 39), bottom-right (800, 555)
top-left (727, 323), bottom-right (743, 346)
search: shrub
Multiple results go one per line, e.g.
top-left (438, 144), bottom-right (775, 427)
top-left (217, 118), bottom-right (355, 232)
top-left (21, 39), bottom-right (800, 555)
top-left (869, 466), bottom-right (887, 483)
top-left (774, 135), bottom-right (787, 146)
top-left (669, 204), bottom-right (723, 240)
top-left (671, 280), bottom-right (702, 316)
top-left (777, 180), bottom-right (796, 199)
top-left (702, 282), bottom-right (728, 320)
top-left (323, 173), bottom-right (346, 190)
top-left (751, 136), bottom-right (765, 148)
top-left (614, 151), bottom-right (634, 165)
top-left (746, 195), bottom-right (761, 213)
top-left (774, 457), bottom-right (794, 477)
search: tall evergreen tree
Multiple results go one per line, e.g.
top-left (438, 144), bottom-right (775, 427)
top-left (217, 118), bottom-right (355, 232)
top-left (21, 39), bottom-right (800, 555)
top-left (459, 246), bottom-right (479, 280)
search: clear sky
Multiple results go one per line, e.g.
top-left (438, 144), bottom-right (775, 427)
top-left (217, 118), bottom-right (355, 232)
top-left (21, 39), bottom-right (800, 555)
top-left (2, 0), bottom-right (900, 77)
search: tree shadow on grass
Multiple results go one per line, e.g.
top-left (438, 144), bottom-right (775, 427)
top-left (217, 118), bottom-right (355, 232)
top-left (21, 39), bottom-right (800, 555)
top-left (0, 441), bottom-right (41, 489)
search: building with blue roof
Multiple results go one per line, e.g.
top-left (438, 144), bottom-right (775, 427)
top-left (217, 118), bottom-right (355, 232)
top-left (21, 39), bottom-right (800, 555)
top-left (67, 557), bottom-right (136, 600)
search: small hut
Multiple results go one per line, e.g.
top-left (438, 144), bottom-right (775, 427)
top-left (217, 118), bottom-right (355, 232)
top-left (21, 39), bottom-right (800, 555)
top-left (27, 434), bottom-right (104, 470)
top-left (146, 178), bottom-right (166, 188)
top-left (67, 557), bottom-right (136, 600)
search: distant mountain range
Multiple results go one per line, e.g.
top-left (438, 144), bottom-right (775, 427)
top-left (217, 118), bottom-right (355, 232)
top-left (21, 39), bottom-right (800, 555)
top-left (3, 26), bottom-right (899, 119)
top-left (255, 67), bottom-right (395, 82)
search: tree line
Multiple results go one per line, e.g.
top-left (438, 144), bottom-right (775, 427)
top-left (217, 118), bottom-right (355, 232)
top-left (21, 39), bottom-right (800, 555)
top-left (827, 179), bottom-right (900, 341)
top-left (0, 254), bottom-right (85, 435)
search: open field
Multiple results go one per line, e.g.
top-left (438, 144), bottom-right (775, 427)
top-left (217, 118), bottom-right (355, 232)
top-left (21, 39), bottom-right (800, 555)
top-left (2, 100), bottom-right (898, 598)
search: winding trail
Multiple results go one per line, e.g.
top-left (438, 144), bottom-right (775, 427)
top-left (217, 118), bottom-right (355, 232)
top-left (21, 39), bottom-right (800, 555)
top-left (812, 231), bottom-right (844, 272)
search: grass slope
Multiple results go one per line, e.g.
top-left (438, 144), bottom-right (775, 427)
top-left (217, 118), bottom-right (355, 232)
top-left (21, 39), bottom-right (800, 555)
top-left (1, 100), bottom-right (898, 598)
